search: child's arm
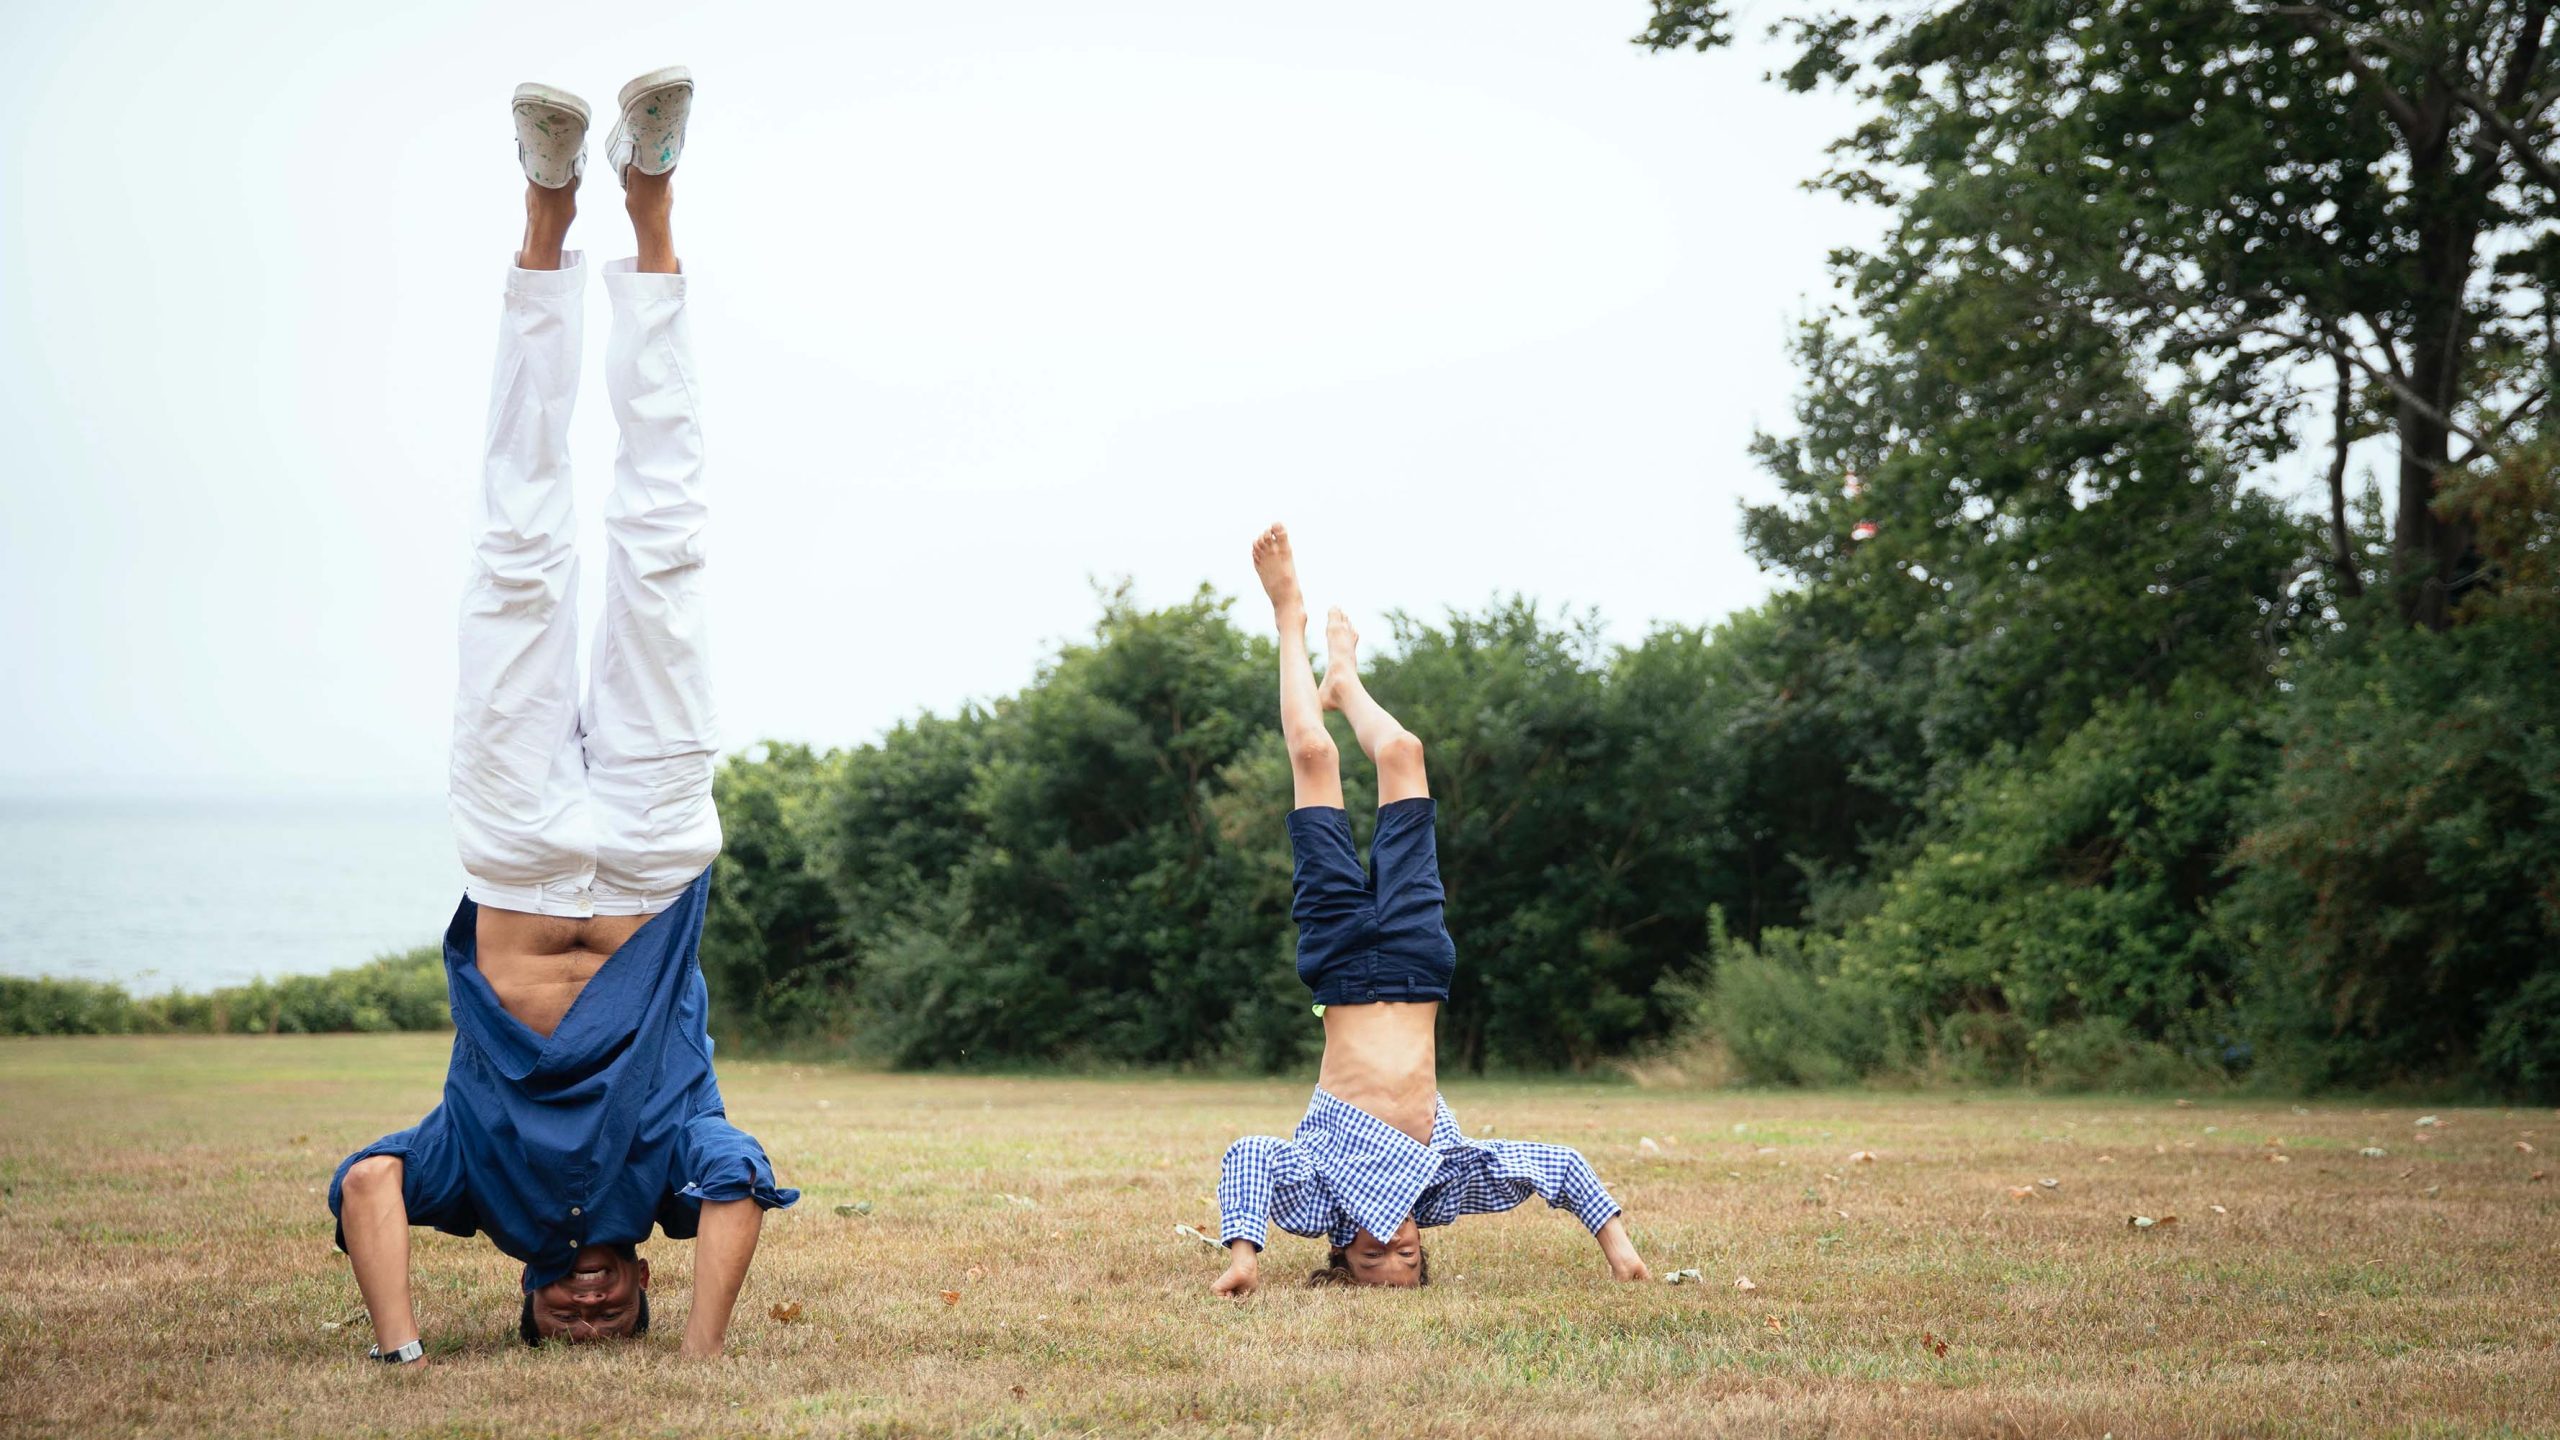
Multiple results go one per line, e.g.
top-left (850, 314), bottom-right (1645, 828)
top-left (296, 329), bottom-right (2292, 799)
top-left (1212, 1135), bottom-right (1317, 1297)
top-left (1459, 1140), bottom-right (1650, 1280)
top-left (1593, 1212), bottom-right (1650, 1281)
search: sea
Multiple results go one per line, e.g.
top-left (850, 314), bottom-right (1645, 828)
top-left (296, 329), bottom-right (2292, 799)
top-left (0, 793), bottom-right (459, 993)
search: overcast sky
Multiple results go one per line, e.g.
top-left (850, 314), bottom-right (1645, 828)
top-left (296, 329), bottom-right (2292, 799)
top-left (0, 0), bottom-right (1878, 797)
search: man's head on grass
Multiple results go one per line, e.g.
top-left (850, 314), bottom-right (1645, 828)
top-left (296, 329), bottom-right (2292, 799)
top-left (520, 1244), bottom-right (651, 1344)
top-left (1311, 1218), bottom-right (1429, 1288)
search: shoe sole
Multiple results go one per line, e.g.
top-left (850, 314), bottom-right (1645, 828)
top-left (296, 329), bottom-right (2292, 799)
top-left (617, 65), bottom-right (692, 111)
top-left (512, 82), bottom-right (591, 126)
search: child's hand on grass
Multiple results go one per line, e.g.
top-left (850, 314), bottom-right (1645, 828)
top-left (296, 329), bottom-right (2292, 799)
top-left (1212, 1241), bottom-right (1261, 1298)
top-left (1597, 1216), bottom-right (1650, 1282)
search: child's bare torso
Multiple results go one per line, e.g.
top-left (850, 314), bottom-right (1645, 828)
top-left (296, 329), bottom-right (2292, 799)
top-left (1316, 1001), bottom-right (1441, 1143)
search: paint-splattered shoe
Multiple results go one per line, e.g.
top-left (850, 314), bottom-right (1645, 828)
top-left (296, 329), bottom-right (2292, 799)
top-left (604, 66), bottom-right (692, 188)
top-left (512, 83), bottom-right (590, 190)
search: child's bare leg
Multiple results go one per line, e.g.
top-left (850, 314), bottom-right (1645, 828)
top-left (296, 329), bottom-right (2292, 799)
top-left (1252, 525), bottom-right (1343, 810)
top-left (1318, 608), bottom-right (1427, 804)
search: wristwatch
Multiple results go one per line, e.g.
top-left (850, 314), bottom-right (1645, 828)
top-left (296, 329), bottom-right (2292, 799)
top-left (367, 1339), bottom-right (425, 1365)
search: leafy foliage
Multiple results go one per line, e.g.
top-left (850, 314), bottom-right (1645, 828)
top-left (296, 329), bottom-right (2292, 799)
top-left (0, 949), bottom-right (448, 1036)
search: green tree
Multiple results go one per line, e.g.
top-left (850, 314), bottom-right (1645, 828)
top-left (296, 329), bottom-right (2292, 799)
top-left (1642, 0), bottom-right (2560, 629)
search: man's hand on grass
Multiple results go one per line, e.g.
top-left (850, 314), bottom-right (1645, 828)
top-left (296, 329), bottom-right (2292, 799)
top-left (1211, 1240), bottom-right (1261, 1298)
top-left (1597, 1215), bottom-right (1650, 1282)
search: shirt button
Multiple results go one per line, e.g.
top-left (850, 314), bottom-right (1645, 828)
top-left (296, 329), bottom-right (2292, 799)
top-left (569, 1206), bottom-right (582, 1217)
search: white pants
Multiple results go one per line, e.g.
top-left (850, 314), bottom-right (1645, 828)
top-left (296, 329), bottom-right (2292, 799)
top-left (450, 252), bottom-right (721, 918)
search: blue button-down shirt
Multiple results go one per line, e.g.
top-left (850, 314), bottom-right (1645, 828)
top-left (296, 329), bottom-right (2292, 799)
top-left (329, 870), bottom-right (797, 1291)
top-left (1217, 1088), bottom-right (1621, 1250)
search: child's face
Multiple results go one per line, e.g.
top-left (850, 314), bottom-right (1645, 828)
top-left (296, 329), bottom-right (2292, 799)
top-left (1343, 1218), bottom-right (1425, 1286)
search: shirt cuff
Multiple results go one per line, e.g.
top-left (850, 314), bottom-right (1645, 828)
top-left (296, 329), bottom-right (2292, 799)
top-left (1218, 1212), bottom-right (1269, 1250)
top-left (677, 1154), bottom-right (799, 1210)
top-left (1566, 1183), bottom-right (1622, 1235)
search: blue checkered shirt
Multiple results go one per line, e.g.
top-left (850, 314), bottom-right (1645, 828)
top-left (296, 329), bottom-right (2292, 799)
top-left (1217, 1088), bottom-right (1622, 1250)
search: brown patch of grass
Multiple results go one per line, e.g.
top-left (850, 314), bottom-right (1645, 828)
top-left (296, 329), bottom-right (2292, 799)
top-left (1, 1036), bottom-right (2555, 1436)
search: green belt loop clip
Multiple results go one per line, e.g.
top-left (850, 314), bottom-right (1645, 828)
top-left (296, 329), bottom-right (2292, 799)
top-left (1310, 1004), bottom-right (1327, 1017)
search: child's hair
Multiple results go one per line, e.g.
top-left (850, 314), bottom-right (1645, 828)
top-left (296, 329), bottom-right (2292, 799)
top-left (1306, 1243), bottom-right (1432, 1287)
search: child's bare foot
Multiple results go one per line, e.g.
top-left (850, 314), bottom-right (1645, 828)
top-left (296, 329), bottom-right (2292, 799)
top-left (1318, 607), bottom-right (1361, 711)
top-left (1251, 524), bottom-right (1303, 621)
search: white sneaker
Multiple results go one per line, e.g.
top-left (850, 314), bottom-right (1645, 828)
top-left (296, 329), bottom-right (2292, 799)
top-left (511, 82), bottom-right (590, 189)
top-left (604, 66), bottom-right (692, 187)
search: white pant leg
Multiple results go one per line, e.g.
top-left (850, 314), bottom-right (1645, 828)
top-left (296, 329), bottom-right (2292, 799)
top-left (584, 258), bottom-right (721, 915)
top-left (449, 253), bottom-right (599, 917)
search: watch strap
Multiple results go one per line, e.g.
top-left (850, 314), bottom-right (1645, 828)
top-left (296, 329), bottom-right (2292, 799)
top-left (367, 1339), bottom-right (425, 1364)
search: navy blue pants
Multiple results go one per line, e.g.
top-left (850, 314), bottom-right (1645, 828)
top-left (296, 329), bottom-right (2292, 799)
top-left (1288, 797), bottom-right (1457, 1007)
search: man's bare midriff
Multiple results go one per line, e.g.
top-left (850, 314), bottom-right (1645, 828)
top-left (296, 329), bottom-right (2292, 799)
top-left (1316, 1001), bottom-right (1440, 1144)
top-left (476, 909), bottom-right (652, 1038)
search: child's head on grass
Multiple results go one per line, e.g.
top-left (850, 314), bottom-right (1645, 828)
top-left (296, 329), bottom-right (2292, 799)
top-left (1308, 1218), bottom-right (1429, 1288)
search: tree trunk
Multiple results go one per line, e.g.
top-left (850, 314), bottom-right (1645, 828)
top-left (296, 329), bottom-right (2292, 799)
top-left (2394, 123), bottom-right (2484, 631)
top-left (2330, 349), bottom-right (2364, 599)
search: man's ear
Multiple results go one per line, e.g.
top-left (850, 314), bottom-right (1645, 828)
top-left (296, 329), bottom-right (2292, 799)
top-left (633, 1256), bottom-right (651, 1291)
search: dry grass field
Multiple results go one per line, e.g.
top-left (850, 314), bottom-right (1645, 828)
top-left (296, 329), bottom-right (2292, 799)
top-left (0, 1035), bottom-right (2554, 1438)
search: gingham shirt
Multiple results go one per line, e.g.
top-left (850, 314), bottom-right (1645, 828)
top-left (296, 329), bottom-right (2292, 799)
top-left (1217, 1088), bottom-right (1621, 1250)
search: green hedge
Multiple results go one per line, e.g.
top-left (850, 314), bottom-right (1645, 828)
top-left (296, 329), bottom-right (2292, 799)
top-left (0, 947), bottom-right (448, 1037)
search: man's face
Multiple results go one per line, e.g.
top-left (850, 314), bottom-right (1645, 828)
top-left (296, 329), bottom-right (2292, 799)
top-left (529, 1244), bottom-right (650, 1341)
top-left (1343, 1218), bottom-right (1425, 1286)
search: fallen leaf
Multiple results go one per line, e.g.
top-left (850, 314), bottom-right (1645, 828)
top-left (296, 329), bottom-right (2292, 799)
top-left (2128, 1214), bottom-right (2178, 1229)
top-left (2415, 1115), bottom-right (2441, 1127)
top-left (2209, 1204), bottom-right (2228, 1214)
top-left (2359, 1147), bottom-right (2388, 1158)
top-left (2007, 1186), bottom-right (2035, 1200)
top-left (2268, 1153), bottom-right (2292, 1164)
top-left (2424, 1184), bottom-right (2442, 1196)
top-left (2518, 1141), bottom-right (2539, 1154)
top-left (2038, 1177), bottom-right (2060, 1189)
top-left (1173, 1224), bottom-right (1222, 1251)
top-left (1009, 1385), bottom-right (1027, 1400)
top-left (2265, 1137), bottom-right (2285, 1148)
top-left (2530, 1170), bottom-right (2547, 1183)
top-left (1921, 1331), bottom-right (1950, 1357)
top-left (998, 1192), bottom-right (1039, 1208)
top-left (939, 1290), bottom-right (961, 1306)
top-left (965, 1265), bottom-right (988, 1282)
top-left (1848, 1150), bottom-right (1878, 1164)
top-left (1735, 1275), bottom-right (1758, 1293)
top-left (1664, 1267), bottom-right (1704, 1285)
top-left (769, 1301), bottom-right (804, 1323)
top-left (1638, 1137), bottom-right (1662, 1155)
top-left (2397, 1169), bottom-right (2415, 1180)
top-left (2097, 1155), bottom-right (2115, 1164)
top-left (319, 1307), bottom-right (368, 1332)
top-left (1763, 1314), bottom-right (1786, 1333)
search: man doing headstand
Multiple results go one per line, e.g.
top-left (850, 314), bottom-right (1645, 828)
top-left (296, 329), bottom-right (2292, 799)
top-left (329, 67), bottom-right (796, 1364)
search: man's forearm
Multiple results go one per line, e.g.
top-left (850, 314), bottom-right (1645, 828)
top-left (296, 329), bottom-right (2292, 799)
top-left (680, 1198), bottom-right (763, 1357)
top-left (340, 1160), bottom-right (423, 1355)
